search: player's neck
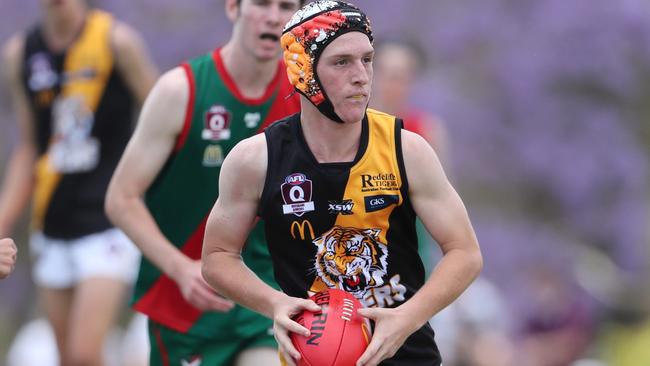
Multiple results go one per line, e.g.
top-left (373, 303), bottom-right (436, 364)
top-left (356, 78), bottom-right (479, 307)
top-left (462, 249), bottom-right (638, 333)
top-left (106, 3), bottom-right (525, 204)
top-left (220, 43), bottom-right (278, 100)
top-left (42, 5), bottom-right (87, 52)
top-left (299, 107), bottom-right (362, 164)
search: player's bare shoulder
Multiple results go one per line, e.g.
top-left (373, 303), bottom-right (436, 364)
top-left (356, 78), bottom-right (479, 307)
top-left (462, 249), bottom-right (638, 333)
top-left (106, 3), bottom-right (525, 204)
top-left (220, 134), bottom-right (268, 194)
top-left (401, 128), bottom-right (435, 160)
top-left (223, 134), bottom-right (268, 174)
top-left (135, 66), bottom-right (189, 134)
top-left (401, 128), bottom-right (448, 190)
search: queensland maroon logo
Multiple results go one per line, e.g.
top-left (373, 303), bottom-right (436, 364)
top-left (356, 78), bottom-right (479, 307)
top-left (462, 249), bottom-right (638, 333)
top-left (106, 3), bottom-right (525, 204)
top-left (281, 173), bottom-right (315, 216)
top-left (202, 105), bottom-right (231, 140)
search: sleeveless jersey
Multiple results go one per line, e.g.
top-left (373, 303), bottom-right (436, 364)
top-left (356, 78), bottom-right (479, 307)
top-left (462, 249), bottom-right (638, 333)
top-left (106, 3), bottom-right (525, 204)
top-left (260, 110), bottom-right (441, 365)
top-left (133, 49), bottom-right (300, 336)
top-left (21, 10), bottom-right (135, 239)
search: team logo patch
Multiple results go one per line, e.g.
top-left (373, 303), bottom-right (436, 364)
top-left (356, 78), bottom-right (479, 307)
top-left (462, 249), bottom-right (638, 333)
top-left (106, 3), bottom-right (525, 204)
top-left (202, 105), bottom-right (231, 140)
top-left (281, 173), bottom-right (315, 216)
top-left (364, 195), bottom-right (399, 212)
top-left (328, 199), bottom-right (354, 215)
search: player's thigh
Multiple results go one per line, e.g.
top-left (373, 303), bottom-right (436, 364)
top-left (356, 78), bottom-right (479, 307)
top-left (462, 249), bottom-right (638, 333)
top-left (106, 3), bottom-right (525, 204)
top-left (39, 285), bottom-right (74, 350)
top-left (66, 277), bottom-right (128, 350)
top-left (32, 233), bottom-right (76, 349)
top-left (235, 347), bottom-right (281, 366)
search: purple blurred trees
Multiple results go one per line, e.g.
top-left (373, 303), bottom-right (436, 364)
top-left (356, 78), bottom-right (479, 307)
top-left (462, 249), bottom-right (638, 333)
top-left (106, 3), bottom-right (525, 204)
top-left (0, 0), bottom-right (648, 339)
top-left (382, 0), bottom-right (650, 279)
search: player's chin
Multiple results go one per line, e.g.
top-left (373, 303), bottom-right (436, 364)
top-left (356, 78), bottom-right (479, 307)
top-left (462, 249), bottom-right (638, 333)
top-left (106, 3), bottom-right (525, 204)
top-left (254, 43), bottom-right (281, 61)
top-left (337, 106), bottom-right (367, 124)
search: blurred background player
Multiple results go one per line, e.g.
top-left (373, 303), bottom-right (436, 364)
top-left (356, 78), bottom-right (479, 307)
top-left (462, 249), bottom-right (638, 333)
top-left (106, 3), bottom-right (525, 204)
top-left (0, 238), bottom-right (17, 279)
top-left (0, 0), bottom-right (157, 364)
top-left (371, 39), bottom-right (447, 160)
top-left (105, 0), bottom-right (303, 364)
top-left (371, 39), bottom-right (449, 276)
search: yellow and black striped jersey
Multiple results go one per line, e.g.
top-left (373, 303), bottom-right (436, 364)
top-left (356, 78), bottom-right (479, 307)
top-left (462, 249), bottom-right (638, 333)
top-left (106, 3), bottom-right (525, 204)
top-left (259, 109), bottom-right (441, 365)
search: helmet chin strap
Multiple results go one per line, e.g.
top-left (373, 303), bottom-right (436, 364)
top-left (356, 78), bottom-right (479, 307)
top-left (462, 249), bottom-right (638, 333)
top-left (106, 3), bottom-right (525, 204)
top-left (315, 95), bottom-right (344, 124)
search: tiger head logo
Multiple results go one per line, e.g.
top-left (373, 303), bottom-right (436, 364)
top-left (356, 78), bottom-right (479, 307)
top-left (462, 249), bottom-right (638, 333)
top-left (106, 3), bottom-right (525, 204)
top-left (313, 226), bottom-right (388, 298)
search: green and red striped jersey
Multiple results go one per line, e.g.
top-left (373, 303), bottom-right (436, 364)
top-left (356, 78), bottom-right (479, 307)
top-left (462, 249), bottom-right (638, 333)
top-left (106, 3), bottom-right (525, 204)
top-left (133, 49), bottom-right (300, 336)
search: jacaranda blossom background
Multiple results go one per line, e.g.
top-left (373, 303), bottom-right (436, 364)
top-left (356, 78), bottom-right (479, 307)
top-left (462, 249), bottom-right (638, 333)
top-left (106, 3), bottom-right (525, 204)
top-left (1, 1), bottom-right (648, 365)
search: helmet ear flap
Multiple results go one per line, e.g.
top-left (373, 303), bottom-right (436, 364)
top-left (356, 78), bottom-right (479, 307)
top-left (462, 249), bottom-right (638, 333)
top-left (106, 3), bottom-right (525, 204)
top-left (282, 34), bottom-right (313, 92)
top-left (281, 32), bottom-right (325, 105)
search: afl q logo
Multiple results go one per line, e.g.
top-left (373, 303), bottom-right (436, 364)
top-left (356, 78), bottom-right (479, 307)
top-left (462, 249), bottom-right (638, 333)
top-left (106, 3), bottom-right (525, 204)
top-left (281, 173), bottom-right (315, 216)
top-left (202, 105), bottom-right (231, 140)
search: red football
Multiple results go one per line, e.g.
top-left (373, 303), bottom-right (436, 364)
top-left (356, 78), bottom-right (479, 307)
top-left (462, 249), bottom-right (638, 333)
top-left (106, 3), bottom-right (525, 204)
top-left (291, 289), bottom-right (372, 366)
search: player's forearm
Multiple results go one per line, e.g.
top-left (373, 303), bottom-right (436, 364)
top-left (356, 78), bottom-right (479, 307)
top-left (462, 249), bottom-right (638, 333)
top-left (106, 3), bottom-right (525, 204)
top-left (202, 251), bottom-right (286, 319)
top-left (399, 245), bottom-right (482, 327)
top-left (0, 144), bottom-right (35, 236)
top-left (105, 193), bottom-right (191, 278)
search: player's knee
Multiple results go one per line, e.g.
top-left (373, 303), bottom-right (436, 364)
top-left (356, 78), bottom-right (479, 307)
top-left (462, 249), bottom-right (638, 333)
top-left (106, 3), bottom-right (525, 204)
top-left (64, 344), bottom-right (102, 366)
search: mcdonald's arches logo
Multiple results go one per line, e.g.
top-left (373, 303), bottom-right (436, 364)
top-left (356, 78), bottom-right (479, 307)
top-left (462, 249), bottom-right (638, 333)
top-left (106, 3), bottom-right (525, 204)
top-left (290, 220), bottom-right (315, 241)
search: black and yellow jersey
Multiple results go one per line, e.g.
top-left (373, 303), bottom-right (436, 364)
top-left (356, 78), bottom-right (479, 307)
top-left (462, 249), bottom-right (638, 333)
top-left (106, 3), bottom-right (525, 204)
top-left (21, 10), bottom-right (135, 239)
top-left (259, 109), bottom-right (441, 365)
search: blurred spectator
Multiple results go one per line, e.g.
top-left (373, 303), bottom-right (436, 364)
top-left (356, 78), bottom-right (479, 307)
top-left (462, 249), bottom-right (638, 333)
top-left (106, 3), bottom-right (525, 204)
top-left (517, 266), bottom-right (594, 366)
top-left (431, 277), bottom-right (515, 366)
top-left (371, 39), bottom-right (448, 160)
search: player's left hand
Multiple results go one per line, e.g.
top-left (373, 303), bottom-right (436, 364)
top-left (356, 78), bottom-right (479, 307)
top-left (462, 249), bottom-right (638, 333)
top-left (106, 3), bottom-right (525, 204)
top-left (355, 307), bottom-right (419, 366)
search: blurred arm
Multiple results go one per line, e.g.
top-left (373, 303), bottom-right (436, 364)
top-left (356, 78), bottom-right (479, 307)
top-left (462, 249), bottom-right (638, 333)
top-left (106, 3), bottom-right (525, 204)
top-left (0, 34), bottom-right (37, 237)
top-left (106, 67), bottom-right (233, 311)
top-left (112, 21), bottom-right (158, 107)
top-left (105, 67), bottom-right (187, 277)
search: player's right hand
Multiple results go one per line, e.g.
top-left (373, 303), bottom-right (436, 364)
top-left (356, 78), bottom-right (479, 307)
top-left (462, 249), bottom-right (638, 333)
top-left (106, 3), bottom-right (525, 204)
top-left (271, 294), bottom-right (321, 365)
top-left (176, 259), bottom-right (234, 312)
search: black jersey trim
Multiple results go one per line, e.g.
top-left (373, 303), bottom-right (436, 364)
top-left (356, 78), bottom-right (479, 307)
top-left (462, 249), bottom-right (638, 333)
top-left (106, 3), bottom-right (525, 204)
top-left (395, 118), bottom-right (416, 217)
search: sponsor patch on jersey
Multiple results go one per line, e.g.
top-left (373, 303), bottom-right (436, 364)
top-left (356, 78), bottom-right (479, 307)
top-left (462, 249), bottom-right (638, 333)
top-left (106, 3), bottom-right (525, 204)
top-left (360, 173), bottom-right (399, 193)
top-left (244, 112), bottom-right (261, 128)
top-left (202, 105), bottom-right (231, 140)
top-left (364, 194), bottom-right (399, 212)
top-left (281, 173), bottom-right (315, 216)
top-left (202, 145), bottom-right (223, 167)
top-left (328, 199), bottom-right (354, 215)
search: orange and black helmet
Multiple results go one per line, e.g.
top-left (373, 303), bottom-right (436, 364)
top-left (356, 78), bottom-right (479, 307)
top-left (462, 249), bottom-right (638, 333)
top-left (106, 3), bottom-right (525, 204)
top-left (281, 0), bottom-right (373, 123)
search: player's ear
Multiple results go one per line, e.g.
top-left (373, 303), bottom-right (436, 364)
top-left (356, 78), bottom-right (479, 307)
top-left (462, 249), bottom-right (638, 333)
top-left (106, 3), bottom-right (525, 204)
top-left (225, 0), bottom-right (240, 22)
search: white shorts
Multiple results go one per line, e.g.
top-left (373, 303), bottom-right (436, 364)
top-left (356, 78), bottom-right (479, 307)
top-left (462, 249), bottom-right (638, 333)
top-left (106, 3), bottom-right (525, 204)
top-left (30, 228), bottom-right (141, 289)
